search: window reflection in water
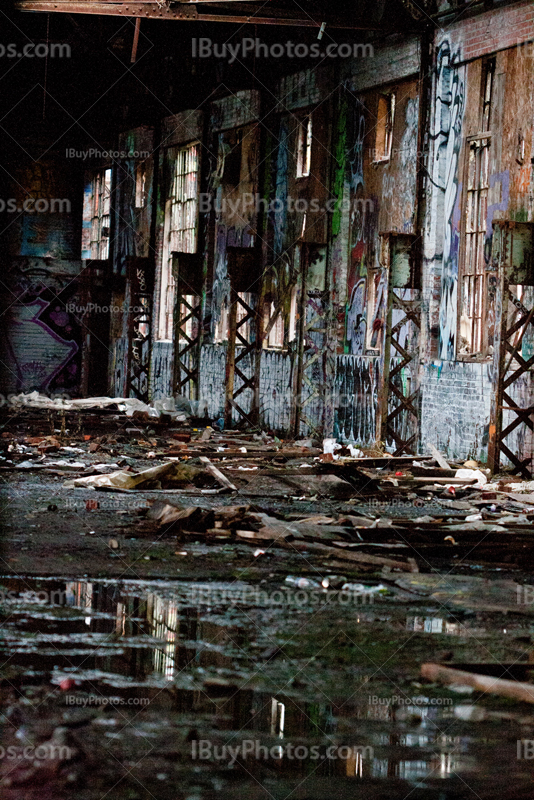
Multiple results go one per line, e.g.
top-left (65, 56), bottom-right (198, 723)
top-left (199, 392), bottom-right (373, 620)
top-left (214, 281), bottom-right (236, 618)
top-left (57, 581), bottom-right (472, 781)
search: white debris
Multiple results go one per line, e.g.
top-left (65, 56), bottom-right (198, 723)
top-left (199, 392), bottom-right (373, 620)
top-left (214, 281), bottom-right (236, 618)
top-left (7, 391), bottom-right (196, 420)
top-left (323, 438), bottom-right (342, 456)
top-left (508, 481), bottom-right (534, 493)
top-left (455, 468), bottom-right (488, 487)
top-left (285, 576), bottom-right (322, 589)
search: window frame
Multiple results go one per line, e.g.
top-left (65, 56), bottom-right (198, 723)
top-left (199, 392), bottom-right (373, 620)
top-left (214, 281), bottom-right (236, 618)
top-left (157, 141), bottom-right (200, 342)
top-left (372, 91), bottom-right (396, 164)
top-left (456, 57), bottom-right (496, 360)
top-left (457, 132), bottom-right (492, 359)
top-left (296, 112), bottom-right (313, 179)
top-left (87, 166), bottom-right (112, 260)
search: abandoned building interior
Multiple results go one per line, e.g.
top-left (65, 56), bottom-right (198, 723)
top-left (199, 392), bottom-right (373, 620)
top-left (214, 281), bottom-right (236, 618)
top-left (0, 0), bottom-right (531, 471)
top-left (1, 0), bottom-right (534, 798)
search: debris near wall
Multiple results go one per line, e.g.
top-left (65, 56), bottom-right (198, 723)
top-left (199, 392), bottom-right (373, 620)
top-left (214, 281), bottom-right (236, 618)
top-left (2, 411), bottom-right (534, 573)
top-left (7, 391), bottom-right (204, 420)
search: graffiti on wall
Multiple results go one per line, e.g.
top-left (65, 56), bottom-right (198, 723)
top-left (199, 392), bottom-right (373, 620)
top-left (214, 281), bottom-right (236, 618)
top-left (345, 94), bottom-right (370, 355)
top-left (397, 96), bottom-right (420, 231)
top-left (0, 278), bottom-right (81, 394)
top-left (434, 40), bottom-right (465, 360)
top-left (336, 354), bottom-right (380, 445)
top-left (273, 118), bottom-right (289, 256)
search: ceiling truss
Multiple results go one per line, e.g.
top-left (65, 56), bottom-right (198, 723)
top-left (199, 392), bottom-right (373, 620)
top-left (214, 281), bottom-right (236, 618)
top-left (16, 1), bottom-right (383, 28)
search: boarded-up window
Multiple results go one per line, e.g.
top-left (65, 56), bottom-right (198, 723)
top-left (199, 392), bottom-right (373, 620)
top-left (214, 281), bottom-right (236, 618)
top-left (374, 93), bottom-right (395, 162)
top-left (157, 142), bottom-right (200, 341)
top-left (87, 168), bottom-right (111, 260)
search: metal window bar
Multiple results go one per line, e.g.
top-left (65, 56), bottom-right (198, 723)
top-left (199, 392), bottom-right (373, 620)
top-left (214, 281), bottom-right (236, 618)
top-left (462, 139), bottom-right (490, 354)
top-left (90, 168), bottom-right (111, 260)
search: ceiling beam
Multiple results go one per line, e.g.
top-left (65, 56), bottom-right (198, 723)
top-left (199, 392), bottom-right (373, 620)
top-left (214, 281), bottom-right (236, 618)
top-left (15, 1), bottom-right (382, 29)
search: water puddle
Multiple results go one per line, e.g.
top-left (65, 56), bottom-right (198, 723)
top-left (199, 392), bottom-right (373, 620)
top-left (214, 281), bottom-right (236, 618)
top-left (1, 576), bottom-right (534, 797)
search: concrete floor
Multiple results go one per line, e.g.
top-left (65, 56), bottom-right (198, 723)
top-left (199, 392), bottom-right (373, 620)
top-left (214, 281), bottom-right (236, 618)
top-left (2, 412), bottom-right (534, 799)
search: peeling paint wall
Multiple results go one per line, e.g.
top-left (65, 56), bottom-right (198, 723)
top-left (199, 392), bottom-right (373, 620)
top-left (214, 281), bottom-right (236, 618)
top-left (422, 6), bottom-right (534, 463)
top-left (330, 64), bottom-right (421, 447)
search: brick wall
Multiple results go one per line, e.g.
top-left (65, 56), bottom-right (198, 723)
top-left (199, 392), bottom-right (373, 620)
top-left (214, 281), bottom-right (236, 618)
top-left (420, 361), bottom-right (493, 462)
top-left (447, 1), bottom-right (534, 62)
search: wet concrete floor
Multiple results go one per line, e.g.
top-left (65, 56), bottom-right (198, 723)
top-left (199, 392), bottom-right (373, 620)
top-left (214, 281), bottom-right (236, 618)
top-left (3, 473), bottom-right (534, 798)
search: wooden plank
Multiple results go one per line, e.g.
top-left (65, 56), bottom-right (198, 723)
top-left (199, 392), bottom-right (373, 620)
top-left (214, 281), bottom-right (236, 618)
top-left (199, 456), bottom-right (237, 492)
top-left (410, 476), bottom-right (477, 485)
top-left (421, 662), bottom-right (534, 704)
top-left (429, 444), bottom-right (451, 470)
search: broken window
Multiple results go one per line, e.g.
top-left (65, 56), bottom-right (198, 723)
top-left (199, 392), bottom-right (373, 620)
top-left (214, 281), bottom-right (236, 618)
top-left (157, 142), bottom-right (200, 341)
top-left (373, 92), bottom-right (395, 162)
top-left (135, 161), bottom-right (147, 208)
top-left (262, 301), bottom-right (284, 349)
top-left (296, 113), bottom-right (312, 178)
top-left (459, 59), bottom-right (495, 356)
top-left (87, 167), bottom-right (112, 260)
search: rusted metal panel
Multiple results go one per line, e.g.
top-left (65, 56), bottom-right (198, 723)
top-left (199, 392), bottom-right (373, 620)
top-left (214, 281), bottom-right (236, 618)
top-left (492, 221), bottom-right (534, 286)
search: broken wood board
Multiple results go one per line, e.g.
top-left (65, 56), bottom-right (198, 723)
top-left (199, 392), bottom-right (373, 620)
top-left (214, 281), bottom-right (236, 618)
top-left (429, 444), bottom-right (451, 470)
top-left (421, 662), bottom-right (534, 704)
top-left (147, 502), bottom-right (214, 531)
top-left (198, 456), bottom-right (237, 492)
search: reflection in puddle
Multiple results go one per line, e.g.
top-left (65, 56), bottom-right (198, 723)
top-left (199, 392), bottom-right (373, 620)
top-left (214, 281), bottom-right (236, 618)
top-left (406, 615), bottom-right (487, 635)
top-left (0, 577), bottom-right (515, 784)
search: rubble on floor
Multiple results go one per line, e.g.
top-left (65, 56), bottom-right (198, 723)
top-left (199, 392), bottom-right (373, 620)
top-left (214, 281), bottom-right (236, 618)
top-left (1, 405), bottom-right (533, 574)
top-left (3, 407), bottom-right (534, 799)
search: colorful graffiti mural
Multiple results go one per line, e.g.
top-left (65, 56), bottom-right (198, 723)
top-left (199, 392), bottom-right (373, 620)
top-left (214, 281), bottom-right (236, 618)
top-left (0, 276), bottom-right (81, 394)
